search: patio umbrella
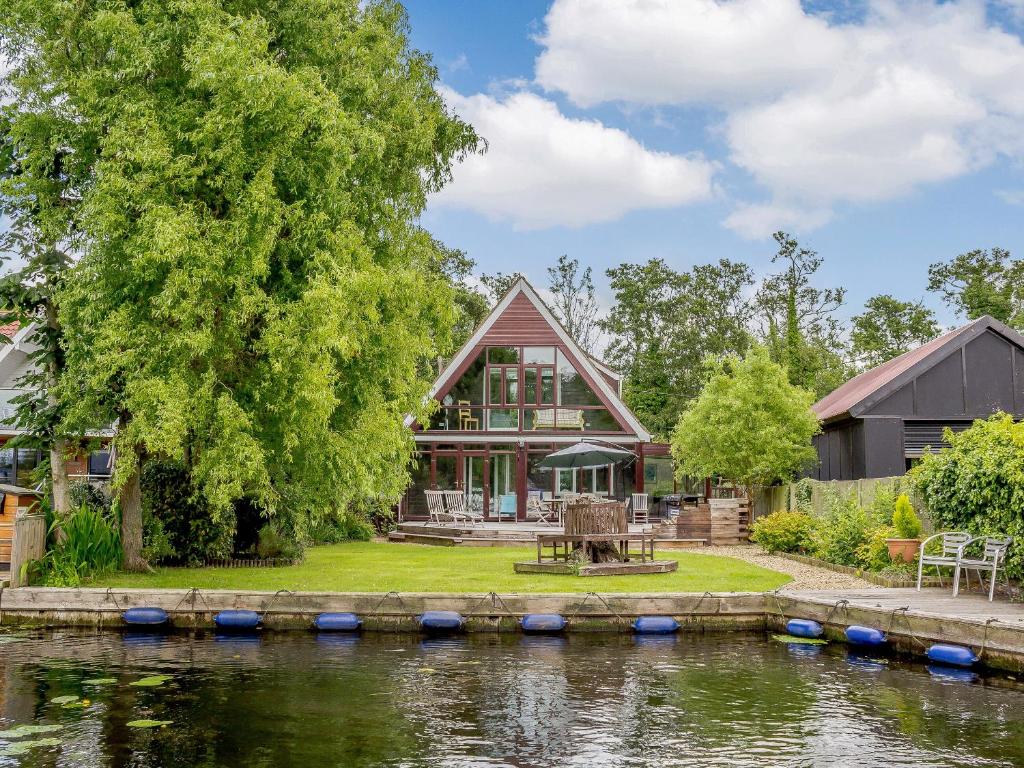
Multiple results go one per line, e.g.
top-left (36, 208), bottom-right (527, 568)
top-left (538, 441), bottom-right (635, 470)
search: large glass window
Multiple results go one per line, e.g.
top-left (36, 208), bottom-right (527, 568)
top-left (16, 448), bottom-right (39, 487)
top-left (644, 456), bottom-right (675, 496)
top-left (488, 347), bottom-right (519, 364)
top-left (0, 448), bottom-right (13, 484)
top-left (448, 352), bottom-right (486, 405)
top-left (556, 352), bottom-right (602, 406)
top-left (523, 347), bottom-right (555, 365)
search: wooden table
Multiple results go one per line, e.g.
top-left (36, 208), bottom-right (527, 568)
top-left (536, 532), bottom-right (657, 565)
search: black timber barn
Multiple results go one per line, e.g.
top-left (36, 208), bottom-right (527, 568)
top-left (810, 316), bottom-right (1024, 480)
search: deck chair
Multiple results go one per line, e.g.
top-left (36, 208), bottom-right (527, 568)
top-left (953, 536), bottom-right (1012, 601)
top-left (917, 531), bottom-right (971, 589)
top-left (526, 491), bottom-right (556, 525)
top-left (424, 489), bottom-right (447, 524)
top-left (496, 493), bottom-right (517, 522)
top-left (443, 490), bottom-right (483, 526)
top-left (630, 493), bottom-right (650, 525)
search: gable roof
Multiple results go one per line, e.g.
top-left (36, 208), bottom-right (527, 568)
top-left (813, 315), bottom-right (1024, 422)
top-left (413, 277), bottom-right (651, 441)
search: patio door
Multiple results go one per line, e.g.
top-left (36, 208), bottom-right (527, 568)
top-left (463, 454), bottom-right (486, 517)
top-left (490, 452), bottom-right (516, 521)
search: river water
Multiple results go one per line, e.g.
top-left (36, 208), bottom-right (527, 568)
top-left (0, 628), bottom-right (1022, 767)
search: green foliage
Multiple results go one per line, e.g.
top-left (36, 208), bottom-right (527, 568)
top-left (547, 254), bottom-right (599, 352)
top-left (927, 247), bottom-right (1024, 329)
top-left (307, 509), bottom-right (376, 543)
top-left (809, 491), bottom-right (875, 568)
top-left (602, 258), bottom-right (753, 439)
top-left (755, 232), bottom-right (850, 398)
top-left (749, 510), bottom-right (814, 554)
top-left (913, 414), bottom-right (1024, 579)
top-left (858, 525), bottom-right (897, 572)
top-left (68, 482), bottom-right (111, 517)
top-left (671, 345), bottom-right (820, 488)
top-left (892, 494), bottom-right (922, 539)
top-left (33, 504), bottom-right (122, 586)
top-left (141, 460), bottom-right (233, 566)
top-left (255, 524), bottom-right (304, 561)
top-left (851, 295), bottom-right (940, 369)
top-left (3, 0), bottom-right (481, 555)
top-left (868, 483), bottom-right (897, 524)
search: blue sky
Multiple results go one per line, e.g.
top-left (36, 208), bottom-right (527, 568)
top-left (404, 0), bottom-right (1024, 327)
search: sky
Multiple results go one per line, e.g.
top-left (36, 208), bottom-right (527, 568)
top-left (403, 0), bottom-right (1024, 327)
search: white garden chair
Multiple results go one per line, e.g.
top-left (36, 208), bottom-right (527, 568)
top-left (953, 536), bottom-right (1013, 601)
top-left (443, 490), bottom-right (483, 526)
top-left (631, 493), bottom-right (650, 525)
top-left (424, 489), bottom-right (447, 524)
top-left (917, 531), bottom-right (971, 589)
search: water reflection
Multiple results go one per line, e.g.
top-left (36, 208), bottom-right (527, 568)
top-left (0, 630), bottom-right (1021, 767)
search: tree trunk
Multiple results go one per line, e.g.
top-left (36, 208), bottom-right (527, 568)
top-left (116, 410), bottom-right (149, 572)
top-left (49, 438), bottom-right (72, 535)
top-left (118, 453), bottom-right (148, 572)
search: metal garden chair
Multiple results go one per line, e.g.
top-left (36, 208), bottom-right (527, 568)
top-left (953, 536), bottom-right (1013, 601)
top-left (916, 531), bottom-right (971, 590)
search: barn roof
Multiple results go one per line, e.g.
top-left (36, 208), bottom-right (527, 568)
top-left (813, 315), bottom-right (1024, 422)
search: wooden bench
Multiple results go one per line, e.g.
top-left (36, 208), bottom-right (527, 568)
top-left (531, 408), bottom-right (585, 430)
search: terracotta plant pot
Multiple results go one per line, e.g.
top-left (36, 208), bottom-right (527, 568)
top-left (886, 538), bottom-right (921, 564)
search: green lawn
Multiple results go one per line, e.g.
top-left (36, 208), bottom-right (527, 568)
top-left (96, 542), bottom-right (790, 593)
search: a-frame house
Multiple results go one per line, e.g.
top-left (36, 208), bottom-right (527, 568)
top-left (400, 278), bottom-right (672, 521)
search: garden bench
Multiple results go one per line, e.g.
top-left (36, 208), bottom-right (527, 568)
top-left (530, 408), bottom-right (585, 430)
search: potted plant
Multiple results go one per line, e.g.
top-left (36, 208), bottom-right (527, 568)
top-left (885, 494), bottom-right (923, 563)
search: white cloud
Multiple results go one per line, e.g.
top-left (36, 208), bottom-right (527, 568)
top-left (996, 188), bottom-right (1024, 205)
top-left (536, 0), bottom-right (1024, 235)
top-left (433, 89), bottom-right (715, 229)
top-left (723, 202), bottom-right (833, 239)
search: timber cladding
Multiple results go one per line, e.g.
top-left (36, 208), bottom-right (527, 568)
top-left (0, 486), bottom-right (41, 567)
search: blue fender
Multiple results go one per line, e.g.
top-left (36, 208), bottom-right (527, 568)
top-left (122, 607), bottom-right (169, 626)
top-left (314, 612), bottom-right (362, 632)
top-left (786, 619), bottom-right (823, 639)
top-left (214, 610), bottom-right (261, 630)
top-left (633, 616), bottom-right (681, 635)
top-left (520, 614), bottom-right (567, 633)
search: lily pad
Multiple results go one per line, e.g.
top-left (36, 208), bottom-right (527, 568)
top-left (772, 634), bottom-right (827, 645)
top-left (62, 699), bottom-right (90, 709)
top-left (0, 636), bottom-right (27, 645)
top-left (126, 720), bottom-right (173, 729)
top-left (49, 695), bottom-right (79, 705)
top-left (130, 675), bottom-right (172, 688)
top-left (0, 737), bottom-right (62, 756)
top-left (417, 667), bottom-right (436, 674)
top-left (0, 724), bottom-right (63, 739)
top-left (83, 678), bottom-right (118, 686)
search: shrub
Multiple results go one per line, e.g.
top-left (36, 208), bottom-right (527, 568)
top-left (69, 481), bottom-right (112, 516)
top-left (31, 504), bottom-right (122, 586)
top-left (892, 494), bottom-right (922, 539)
top-left (858, 525), bottom-right (896, 572)
top-left (913, 414), bottom-right (1024, 579)
top-left (141, 460), bottom-right (234, 566)
top-left (750, 510), bottom-right (814, 554)
top-left (256, 524), bottom-right (303, 560)
top-left (810, 490), bottom-right (875, 568)
top-left (867, 483), bottom-right (896, 524)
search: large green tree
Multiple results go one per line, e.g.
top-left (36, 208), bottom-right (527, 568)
top-left (851, 294), bottom-right (939, 369)
top-left (671, 345), bottom-right (820, 490)
top-left (755, 232), bottom-right (850, 398)
top-left (1, 0), bottom-right (480, 568)
top-left (602, 258), bottom-right (752, 438)
top-left (927, 247), bottom-right (1024, 329)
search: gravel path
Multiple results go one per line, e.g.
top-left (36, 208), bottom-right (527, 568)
top-left (694, 545), bottom-right (880, 591)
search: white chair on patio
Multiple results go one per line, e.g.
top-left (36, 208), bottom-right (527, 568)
top-left (424, 489), bottom-right (447, 524)
top-left (953, 536), bottom-right (1013, 601)
top-left (443, 490), bottom-right (483, 526)
top-left (916, 531), bottom-right (971, 589)
top-left (630, 493), bottom-right (649, 525)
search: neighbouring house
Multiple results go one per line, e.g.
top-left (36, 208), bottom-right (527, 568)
top-left (810, 315), bottom-right (1024, 481)
top-left (0, 322), bottom-right (113, 486)
top-left (400, 278), bottom-right (677, 521)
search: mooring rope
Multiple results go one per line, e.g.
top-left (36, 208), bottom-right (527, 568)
top-left (260, 589), bottom-right (295, 621)
top-left (104, 587), bottom-right (122, 612)
top-left (822, 599), bottom-right (849, 627)
top-left (567, 591), bottom-right (628, 630)
top-left (465, 591), bottom-right (519, 627)
top-left (171, 587), bottom-right (212, 623)
top-left (978, 617), bottom-right (999, 661)
top-left (366, 590), bottom-right (407, 622)
top-left (886, 605), bottom-right (928, 649)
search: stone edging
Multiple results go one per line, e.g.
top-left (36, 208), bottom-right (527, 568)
top-left (774, 552), bottom-right (942, 588)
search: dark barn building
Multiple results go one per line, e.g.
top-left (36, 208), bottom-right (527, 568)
top-left (810, 316), bottom-right (1024, 481)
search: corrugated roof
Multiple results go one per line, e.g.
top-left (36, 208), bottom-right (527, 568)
top-left (812, 318), bottom-right (984, 421)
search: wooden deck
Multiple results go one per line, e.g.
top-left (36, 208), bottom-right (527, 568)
top-left (787, 587), bottom-right (1024, 627)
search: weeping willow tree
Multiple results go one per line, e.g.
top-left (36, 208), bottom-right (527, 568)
top-left (0, 0), bottom-right (481, 569)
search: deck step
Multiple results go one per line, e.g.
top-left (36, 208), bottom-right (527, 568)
top-left (388, 532), bottom-right (460, 547)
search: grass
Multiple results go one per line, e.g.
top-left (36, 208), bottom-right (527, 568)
top-left (95, 541), bottom-right (790, 593)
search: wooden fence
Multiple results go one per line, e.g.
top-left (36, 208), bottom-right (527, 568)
top-left (753, 476), bottom-right (926, 521)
